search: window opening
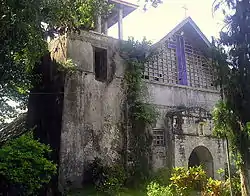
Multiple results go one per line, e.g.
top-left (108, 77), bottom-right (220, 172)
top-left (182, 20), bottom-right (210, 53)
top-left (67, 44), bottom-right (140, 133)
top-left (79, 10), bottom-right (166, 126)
top-left (153, 130), bottom-right (165, 146)
top-left (94, 47), bottom-right (107, 82)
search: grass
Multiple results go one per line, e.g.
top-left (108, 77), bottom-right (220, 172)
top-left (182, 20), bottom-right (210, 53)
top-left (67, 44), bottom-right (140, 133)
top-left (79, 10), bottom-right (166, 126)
top-left (119, 188), bottom-right (146, 196)
top-left (67, 186), bottom-right (146, 196)
top-left (67, 186), bottom-right (203, 196)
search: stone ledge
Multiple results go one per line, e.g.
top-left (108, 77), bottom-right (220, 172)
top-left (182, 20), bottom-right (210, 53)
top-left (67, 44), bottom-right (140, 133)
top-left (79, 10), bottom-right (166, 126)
top-left (146, 80), bottom-right (220, 94)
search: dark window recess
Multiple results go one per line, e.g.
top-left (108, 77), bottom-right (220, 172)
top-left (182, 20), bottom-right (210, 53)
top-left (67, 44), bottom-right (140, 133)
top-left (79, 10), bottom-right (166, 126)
top-left (94, 47), bottom-right (107, 81)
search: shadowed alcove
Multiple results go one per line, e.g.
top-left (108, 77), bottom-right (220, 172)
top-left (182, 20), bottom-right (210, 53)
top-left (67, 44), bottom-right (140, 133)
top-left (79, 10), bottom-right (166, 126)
top-left (188, 145), bottom-right (214, 178)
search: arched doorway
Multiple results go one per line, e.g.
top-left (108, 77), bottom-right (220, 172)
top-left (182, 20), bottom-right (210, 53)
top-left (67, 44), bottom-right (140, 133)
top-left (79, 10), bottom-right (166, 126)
top-left (188, 146), bottom-right (214, 178)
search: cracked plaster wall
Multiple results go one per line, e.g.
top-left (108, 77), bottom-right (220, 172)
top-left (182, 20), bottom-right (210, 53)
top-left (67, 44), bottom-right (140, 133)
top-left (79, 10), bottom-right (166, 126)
top-left (52, 32), bottom-right (126, 188)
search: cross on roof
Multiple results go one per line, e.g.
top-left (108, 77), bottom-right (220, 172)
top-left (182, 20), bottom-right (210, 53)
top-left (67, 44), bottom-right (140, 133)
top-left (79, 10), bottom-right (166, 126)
top-left (182, 5), bottom-right (188, 18)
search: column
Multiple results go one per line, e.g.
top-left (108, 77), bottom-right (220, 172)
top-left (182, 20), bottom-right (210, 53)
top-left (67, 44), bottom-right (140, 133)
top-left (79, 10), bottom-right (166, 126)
top-left (95, 15), bottom-right (102, 33)
top-left (118, 6), bottom-right (123, 40)
top-left (103, 0), bottom-right (108, 35)
top-left (103, 20), bottom-right (108, 35)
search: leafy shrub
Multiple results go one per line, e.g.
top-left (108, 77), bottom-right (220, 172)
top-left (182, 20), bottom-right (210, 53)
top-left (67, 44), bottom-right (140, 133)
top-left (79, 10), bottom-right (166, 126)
top-left (147, 166), bottom-right (241, 196)
top-left (147, 182), bottom-right (175, 196)
top-left (204, 178), bottom-right (229, 196)
top-left (203, 176), bottom-right (241, 196)
top-left (86, 158), bottom-right (126, 195)
top-left (170, 166), bottom-right (207, 195)
top-left (103, 164), bottom-right (126, 195)
top-left (203, 169), bottom-right (241, 196)
top-left (0, 133), bottom-right (57, 195)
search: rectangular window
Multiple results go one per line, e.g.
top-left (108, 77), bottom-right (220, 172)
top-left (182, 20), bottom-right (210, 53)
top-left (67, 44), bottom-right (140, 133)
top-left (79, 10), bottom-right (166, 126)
top-left (153, 129), bottom-right (165, 146)
top-left (94, 47), bottom-right (107, 82)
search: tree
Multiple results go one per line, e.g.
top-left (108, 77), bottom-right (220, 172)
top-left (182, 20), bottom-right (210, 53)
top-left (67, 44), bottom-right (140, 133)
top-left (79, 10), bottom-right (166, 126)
top-left (212, 0), bottom-right (250, 195)
top-left (0, 0), bottom-right (111, 124)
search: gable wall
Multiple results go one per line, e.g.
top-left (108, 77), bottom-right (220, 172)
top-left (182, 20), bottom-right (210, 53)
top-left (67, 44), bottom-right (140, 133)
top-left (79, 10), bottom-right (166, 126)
top-left (144, 32), bottom-right (215, 90)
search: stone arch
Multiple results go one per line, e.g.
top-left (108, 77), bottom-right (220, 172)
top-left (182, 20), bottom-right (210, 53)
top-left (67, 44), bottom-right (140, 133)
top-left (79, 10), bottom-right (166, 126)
top-left (188, 145), bottom-right (214, 178)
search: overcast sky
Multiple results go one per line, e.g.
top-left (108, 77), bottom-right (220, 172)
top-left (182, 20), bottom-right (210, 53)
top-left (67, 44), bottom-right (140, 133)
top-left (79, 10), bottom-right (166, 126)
top-left (108, 0), bottom-right (225, 43)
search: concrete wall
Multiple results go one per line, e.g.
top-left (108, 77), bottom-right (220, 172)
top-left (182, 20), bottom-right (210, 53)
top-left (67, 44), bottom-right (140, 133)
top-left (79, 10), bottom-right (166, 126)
top-left (148, 81), bottom-right (220, 110)
top-left (53, 32), bottom-right (126, 188)
top-left (148, 81), bottom-right (227, 178)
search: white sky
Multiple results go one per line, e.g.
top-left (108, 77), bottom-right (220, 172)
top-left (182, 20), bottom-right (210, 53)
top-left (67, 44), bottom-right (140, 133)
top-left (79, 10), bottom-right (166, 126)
top-left (108, 0), bottom-right (225, 43)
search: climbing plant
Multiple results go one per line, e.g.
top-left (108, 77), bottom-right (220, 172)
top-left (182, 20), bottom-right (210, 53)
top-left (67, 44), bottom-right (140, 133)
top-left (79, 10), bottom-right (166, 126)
top-left (121, 37), bottom-right (158, 184)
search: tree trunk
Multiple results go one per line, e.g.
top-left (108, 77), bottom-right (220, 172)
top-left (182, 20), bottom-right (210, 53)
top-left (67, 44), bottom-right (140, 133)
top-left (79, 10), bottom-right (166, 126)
top-left (239, 163), bottom-right (250, 196)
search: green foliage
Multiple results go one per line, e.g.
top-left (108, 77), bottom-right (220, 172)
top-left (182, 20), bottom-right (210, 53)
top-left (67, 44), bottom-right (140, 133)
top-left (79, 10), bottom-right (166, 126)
top-left (0, 0), bottom-right (111, 124)
top-left (147, 182), bottom-right (175, 196)
top-left (212, 0), bottom-right (250, 169)
top-left (170, 166), bottom-right (207, 195)
top-left (0, 0), bottom-right (164, 125)
top-left (68, 187), bottom-right (146, 196)
top-left (212, 1), bottom-right (250, 193)
top-left (58, 59), bottom-right (77, 73)
top-left (204, 178), bottom-right (229, 196)
top-left (212, 101), bottom-right (236, 139)
top-left (147, 166), bottom-right (207, 196)
top-left (230, 175), bottom-right (241, 196)
top-left (124, 59), bottom-right (158, 124)
top-left (204, 176), bottom-right (241, 196)
top-left (103, 165), bottom-right (126, 195)
top-left (122, 37), bottom-right (158, 184)
top-left (121, 37), bottom-right (152, 61)
top-left (147, 166), bottom-right (241, 196)
top-left (0, 133), bottom-right (57, 195)
top-left (151, 167), bottom-right (171, 186)
top-left (212, 100), bottom-right (249, 166)
top-left (217, 168), bottom-right (225, 177)
top-left (118, 188), bottom-right (146, 196)
top-left (86, 158), bottom-right (126, 195)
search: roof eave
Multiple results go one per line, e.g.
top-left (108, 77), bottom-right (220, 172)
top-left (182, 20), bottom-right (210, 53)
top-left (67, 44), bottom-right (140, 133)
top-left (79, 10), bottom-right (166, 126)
top-left (107, 0), bottom-right (139, 28)
top-left (188, 17), bottom-right (211, 48)
top-left (110, 0), bottom-right (139, 9)
top-left (152, 17), bottom-right (211, 50)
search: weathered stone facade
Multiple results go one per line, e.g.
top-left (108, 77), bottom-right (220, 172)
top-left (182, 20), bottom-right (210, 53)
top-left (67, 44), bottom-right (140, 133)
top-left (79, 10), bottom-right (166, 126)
top-left (50, 31), bottom-right (126, 188)
top-left (146, 17), bottom-right (227, 179)
top-left (149, 84), bottom-right (226, 179)
top-left (49, 17), bottom-right (227, 188)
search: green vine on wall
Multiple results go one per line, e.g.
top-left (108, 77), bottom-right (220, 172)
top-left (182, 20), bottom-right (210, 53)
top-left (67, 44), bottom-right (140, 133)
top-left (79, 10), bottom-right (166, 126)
top-left (121, 37), bottom-right (159, 183)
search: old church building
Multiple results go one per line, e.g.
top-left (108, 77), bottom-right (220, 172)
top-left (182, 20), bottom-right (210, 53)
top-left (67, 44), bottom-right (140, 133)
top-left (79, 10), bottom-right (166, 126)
top-left (144, 17), bottom-right (226, 179)
top-left (41, 0), bottom-right (227, 188)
